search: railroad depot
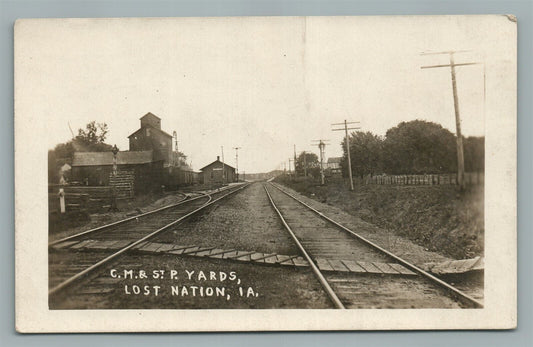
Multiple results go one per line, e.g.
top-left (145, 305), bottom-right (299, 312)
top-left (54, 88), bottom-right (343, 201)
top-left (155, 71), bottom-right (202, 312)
top-left (68, 112), bottom-right (221, 196)
top-left (199, 156), bottom-right (236, 185)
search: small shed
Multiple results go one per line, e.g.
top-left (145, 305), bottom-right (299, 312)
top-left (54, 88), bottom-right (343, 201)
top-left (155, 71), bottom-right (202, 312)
top-left (199, 156), bottom-right (236, 185)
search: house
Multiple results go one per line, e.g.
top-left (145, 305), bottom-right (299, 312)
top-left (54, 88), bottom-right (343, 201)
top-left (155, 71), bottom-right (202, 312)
top-left (326, 157), bottom-right (342, 174)
top-left (199, 156), bottom-right (236, 185)
top-left (128, 112), bottom-right (173, 167)
top-left (71, 150), bottom-right (164, 194)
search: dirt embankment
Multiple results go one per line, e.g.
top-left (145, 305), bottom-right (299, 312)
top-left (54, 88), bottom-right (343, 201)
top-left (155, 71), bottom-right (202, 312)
top-left (275, 177), bottom-right (484, 260)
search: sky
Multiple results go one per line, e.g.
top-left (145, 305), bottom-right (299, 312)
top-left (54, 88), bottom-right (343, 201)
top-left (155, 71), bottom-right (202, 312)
top-left (26, 16), bottom-right (514, 173)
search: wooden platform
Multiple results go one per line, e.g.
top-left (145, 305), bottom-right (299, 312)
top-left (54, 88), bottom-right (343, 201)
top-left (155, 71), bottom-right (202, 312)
top-left (51, 239), bottom-right (418, 276)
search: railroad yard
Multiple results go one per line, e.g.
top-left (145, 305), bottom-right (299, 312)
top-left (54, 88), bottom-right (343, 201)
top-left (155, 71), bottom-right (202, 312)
top-left (48, 181), bottom-right (484, 310)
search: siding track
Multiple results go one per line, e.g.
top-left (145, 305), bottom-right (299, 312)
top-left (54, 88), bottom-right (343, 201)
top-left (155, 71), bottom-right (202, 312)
top-left (49, 183), bottom-right (249, 296)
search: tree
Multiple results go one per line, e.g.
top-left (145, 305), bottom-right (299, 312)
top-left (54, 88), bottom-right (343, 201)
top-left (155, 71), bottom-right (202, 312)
top-left (73, 121), bottom-right (112, 152)
top-left (382, 120), bottom-right (457, 174)
top-left (340, 131), bottom-right (384, 178)
top-left (295, 152), bottom-right (319, 177)
top-left (172, 151), bottom-right (189, 167)
top-left (48, 121), bottom-right (113, 183)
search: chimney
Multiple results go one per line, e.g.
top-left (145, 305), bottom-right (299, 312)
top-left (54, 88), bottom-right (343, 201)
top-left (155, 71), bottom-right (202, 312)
top-left (217, 156), bottom-right (220, 161)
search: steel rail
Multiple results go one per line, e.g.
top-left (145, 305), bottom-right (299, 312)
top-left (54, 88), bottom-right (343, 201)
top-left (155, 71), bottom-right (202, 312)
top-left (49, 183), bottom-right (244, 246)
top-left (269, 182), bottom-right (484, 309)
top-left (49, 183), bottom-right (250, 296)
top-left (263, 184), bottom-right (346, 309)
top-left (49, 194), bottom-right (205, 246)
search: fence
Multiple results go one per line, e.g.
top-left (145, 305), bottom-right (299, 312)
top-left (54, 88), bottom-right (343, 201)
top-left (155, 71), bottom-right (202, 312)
top-left (360, 172), bottom-right (484, 186)
top-left (48, 185), bottom-right (116, 214)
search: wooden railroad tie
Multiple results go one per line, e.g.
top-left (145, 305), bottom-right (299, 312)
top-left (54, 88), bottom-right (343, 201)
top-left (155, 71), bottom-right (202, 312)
top-left (52, 239), bottom-right (429, 276)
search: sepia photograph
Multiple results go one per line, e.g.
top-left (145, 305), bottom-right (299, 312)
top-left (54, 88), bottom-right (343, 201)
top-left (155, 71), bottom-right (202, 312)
top-left (15, 15), bottom-right (516, 331)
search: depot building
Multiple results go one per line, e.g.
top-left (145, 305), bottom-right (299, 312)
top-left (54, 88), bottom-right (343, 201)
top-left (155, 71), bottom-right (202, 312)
top-left (199, 156), bottom-right (236, 185)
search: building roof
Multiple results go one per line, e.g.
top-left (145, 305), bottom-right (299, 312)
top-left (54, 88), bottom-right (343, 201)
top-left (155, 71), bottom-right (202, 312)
top-left (72, 151), bottom-right (156, 166)
top-left (199, 158), bottom-right (235, 171)
top-left (140, 112), bottom-right (161, 121)
top-left (327, 157), bottom-right (342, 164)
top-left (127, 124), bottom-right (173, 139)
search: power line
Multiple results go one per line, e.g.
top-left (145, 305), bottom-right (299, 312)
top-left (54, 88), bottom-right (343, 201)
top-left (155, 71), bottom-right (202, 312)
top-left (288, 158), bottom-right (294, 174)
top-left (293, 145), bottom-right (297, 176)
top-left (221, 146), bottom-right (225, 184)
top-left (332, 120), bottom-right (360, 191)
top-left (420, 50), bottom-right (480, 191)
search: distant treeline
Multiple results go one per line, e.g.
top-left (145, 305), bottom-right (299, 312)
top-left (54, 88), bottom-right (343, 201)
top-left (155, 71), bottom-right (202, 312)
top-left (339, 120), bottom-right (484, 177)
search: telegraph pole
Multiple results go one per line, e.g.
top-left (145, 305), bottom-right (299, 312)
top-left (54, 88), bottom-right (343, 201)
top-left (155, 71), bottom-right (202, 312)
top-left (288, 158), bottom-right (294, 176)
top-left (221, 146), bottom-right (225, 184)
top-left (318, 141), bottom-right (325, 185)
top-left (421, 50), bottom-right (480, 191)
top-left (312, 139), bottom-right (329, 185)
top-left (233, 147), bottom-right (241, 181)
top-left (293, 145), bottom-right (297, 177)
top-left (303, 151), bottom-right (307, 177)
top-left (173, 131), bottom-right (179, 166)
top-left (332, 120), bottom-right (360, 191)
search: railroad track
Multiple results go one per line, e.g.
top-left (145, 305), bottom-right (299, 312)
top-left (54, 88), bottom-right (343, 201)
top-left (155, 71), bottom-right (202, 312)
top-left (264, 182), bottom-right (483, 309)
top-left (49, 183), bottom-right (250, 297)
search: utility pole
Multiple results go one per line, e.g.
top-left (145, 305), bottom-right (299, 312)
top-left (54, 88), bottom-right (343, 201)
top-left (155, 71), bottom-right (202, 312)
top-left (332, 120), bottom-right (360, 191)
top-left (173, 131), bottom-right (179, 166)
top-left (421, 50), bottom-right (480, 191)
top-left (293, 145), bottom-right (297, 176)
top-left (288, 158), bottom-right (294, 176)
top-left (303, 151), bottom-right (307, 177)
top-left (312, 139), bottom-right (329, 185)
top-left (67, 121), bottom-right (75, 137)
top-left (233, 147), bottom-right (241, 182)
top-left (221, 146), bottom-right (225, 184)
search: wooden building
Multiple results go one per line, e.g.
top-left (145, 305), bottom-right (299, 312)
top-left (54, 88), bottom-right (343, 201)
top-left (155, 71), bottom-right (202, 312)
top-left (326, 157), bottom-right (342, 175)
top-left (164, 164), bottom-right (199, 189)
top-left (128, 112), bottom-right (173, 166)
top-left (199, 156), bottom-right (236, 185)
top-left (71, 150), bottom-right (164, 195)
top-left (70, 112), bottom-right (202, 195)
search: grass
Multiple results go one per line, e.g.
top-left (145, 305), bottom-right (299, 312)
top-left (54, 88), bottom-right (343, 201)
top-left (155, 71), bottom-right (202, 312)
top-left (275, 175), bottom-right (484, 259)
